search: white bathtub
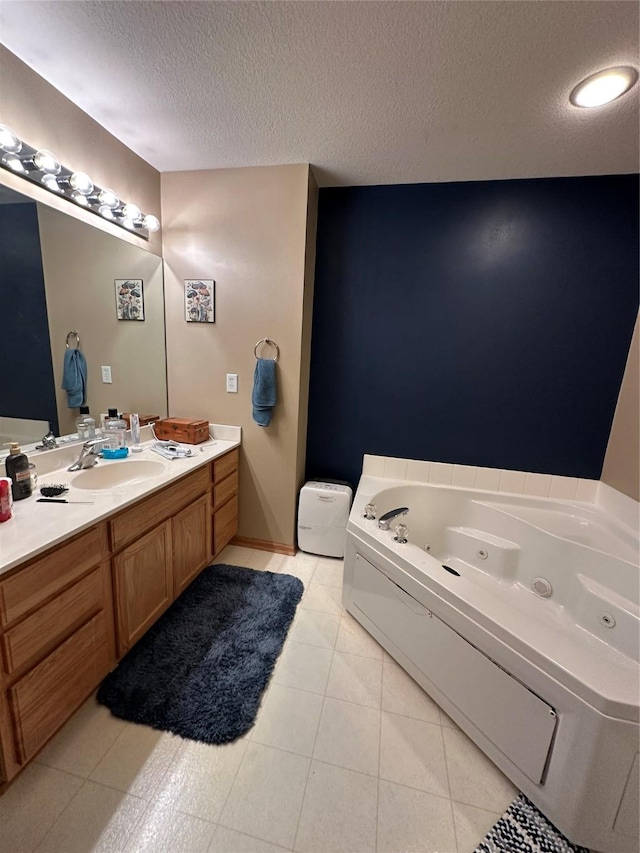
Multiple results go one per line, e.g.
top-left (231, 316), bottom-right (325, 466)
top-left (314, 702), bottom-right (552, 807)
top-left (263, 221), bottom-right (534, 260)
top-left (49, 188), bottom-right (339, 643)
top-left (343, 474), bottom-right (639, 853)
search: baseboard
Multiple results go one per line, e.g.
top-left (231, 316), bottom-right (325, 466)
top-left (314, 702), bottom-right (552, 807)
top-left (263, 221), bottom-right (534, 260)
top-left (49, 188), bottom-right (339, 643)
top-left (231, 536), bottom-right (296, 557)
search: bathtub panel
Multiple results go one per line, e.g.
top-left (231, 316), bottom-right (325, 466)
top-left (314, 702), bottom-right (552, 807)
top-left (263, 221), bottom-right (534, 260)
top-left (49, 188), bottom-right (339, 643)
top-left (352, 554), bottom-right (557, 784)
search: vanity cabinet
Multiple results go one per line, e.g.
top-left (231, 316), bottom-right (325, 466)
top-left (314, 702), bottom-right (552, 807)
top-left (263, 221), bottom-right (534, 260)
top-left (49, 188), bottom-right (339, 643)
top-left (0, 526), bottom-right (115, 780)
top-left (173, 494), bottom-right (212, 597)
top-left (212, 448), bottom-right (239, 556)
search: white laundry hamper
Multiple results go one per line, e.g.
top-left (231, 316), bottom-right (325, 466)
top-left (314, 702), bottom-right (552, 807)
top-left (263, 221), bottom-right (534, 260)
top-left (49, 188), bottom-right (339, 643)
top-left (297, 481), bottom-right (353, 558)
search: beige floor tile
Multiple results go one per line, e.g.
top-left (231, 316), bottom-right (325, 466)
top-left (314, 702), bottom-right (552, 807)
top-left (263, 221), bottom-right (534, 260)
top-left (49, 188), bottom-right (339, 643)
top-left (252, 684), bottom-right (323, 756)
top-left (216, 545), bottom-right (256, 567)
top-left (219, 743), bottom-right (310, 849)
top-left (153, 736), bottom-right (248, 822)
top-left (294, 761), bottom-right (377, 853)
top-left (272, 641), bottom-right (333, 694)
top-left (89, 723), bottom-right (181, 798)
top-left (123, 799), bottom-right (216, 852)
top-left (377, 780), bottom-right (457, 853)
top-left (244, 551), bottom-right (286, 572)
top-left (280, 555), bottom-right (317, 586)
top-left (300, 582), bottom-right (343, 616)
top-left (335, 613), bottom-right (384, 660)
top-left (382, 659), bottom-right (441, 723)
top-left (439, 709), bottom-right (461, 730)
top-left (325, 651), bottom-right (382, 709)
top-left (380, 712), bottom-right (449, 798)
top-left (288, 609), bottom-right (340, 649)
top-left (443, 728), bottom-right (518, 813)
top-left (0, 763), bottom-right (84, 853)
top-left (36, 696), bottom-right (126, 778)
top-left (209, 826), bottom-right (292, 852)
top-left (312, 558), bottom-right (344, 588)
top-left (451, 801), bottom-right (501, 853)
top-left (313, 697), bottom-right (380, 776)
top-left (36, 780), bottom-right (147, 853)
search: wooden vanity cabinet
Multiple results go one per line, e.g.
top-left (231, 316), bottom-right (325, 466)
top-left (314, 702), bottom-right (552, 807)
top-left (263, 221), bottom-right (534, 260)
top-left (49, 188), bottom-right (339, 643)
top-left (173, 494), bottom-right (212, 598)
top-left (0, 525), bottom-right (115, 781)
top-left (212, 448), bottom-right (239, 556)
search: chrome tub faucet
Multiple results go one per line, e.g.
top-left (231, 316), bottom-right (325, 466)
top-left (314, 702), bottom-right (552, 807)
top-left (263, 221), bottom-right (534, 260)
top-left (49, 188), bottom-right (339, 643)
top-left (378, 507), bottom-right (409, 530)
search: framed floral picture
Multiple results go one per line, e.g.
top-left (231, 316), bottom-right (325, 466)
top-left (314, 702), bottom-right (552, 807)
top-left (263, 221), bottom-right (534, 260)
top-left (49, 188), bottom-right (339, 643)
top-left (115, 279), bottom-right (144, 320)
top-left (185, 280), bottom-right (215, 323)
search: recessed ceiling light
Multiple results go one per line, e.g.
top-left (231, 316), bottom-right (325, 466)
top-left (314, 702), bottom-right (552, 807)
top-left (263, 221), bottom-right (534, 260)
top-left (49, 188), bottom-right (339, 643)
top-left (570, 66), bottom-right (638, 108)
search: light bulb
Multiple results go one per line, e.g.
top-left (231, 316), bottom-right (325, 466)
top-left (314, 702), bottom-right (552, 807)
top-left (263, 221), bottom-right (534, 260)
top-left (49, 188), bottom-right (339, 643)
top-left (41, 174), bottom-right (62, 192)
top-left (121, 203), bottom-right (142, 224)
top-left (98, 188), bottom-right (119, 209)
top-left (98, 204), bottom-right (115, 219)
top-left (69, 171), bottom-right (93, 195)
top-left (71, 190), bottom-right (90, 207)
top-left (33, 149), bottom-right (61, 175)
top-left (0, 124), bottom-right (22, 154)
top-left (1, 152), bottom-right (25, 172)
top-left (570, 66), bottom-right (638, 107)
top-left (142, 214), bottom-right (160, 232)
top-left (121, 217), bottom-right (136, 230)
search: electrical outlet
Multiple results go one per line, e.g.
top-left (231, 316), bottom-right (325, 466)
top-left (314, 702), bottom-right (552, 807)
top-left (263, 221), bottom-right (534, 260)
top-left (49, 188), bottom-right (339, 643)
top-left (226, 373), bottom-right (238, 393)
top-left (101, 365), bottom-right (112, 384)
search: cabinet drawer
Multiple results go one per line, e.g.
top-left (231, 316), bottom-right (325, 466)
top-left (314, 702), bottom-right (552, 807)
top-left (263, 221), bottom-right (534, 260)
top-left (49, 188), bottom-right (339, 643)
top-left (0, 525), bottom-right (108, 627)
top-left (1, 565), bottom-right (109, 677)
top-left (111, 467), bottom-right (210, 551)
top-left (213, 449), bottom-right (238, 484)
top-left (213, 495), bottom-right (238, 556)
top-left (213, 469), bottom-right (238, 511)
top-left (9, 610), bottom-right (113, 763)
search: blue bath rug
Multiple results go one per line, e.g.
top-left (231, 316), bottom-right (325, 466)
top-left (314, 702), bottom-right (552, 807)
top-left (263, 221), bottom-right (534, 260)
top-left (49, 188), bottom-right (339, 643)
top-left (475, 794), bottom-right (590, 853)
top-left (97, 563), bottom-right (304, 744)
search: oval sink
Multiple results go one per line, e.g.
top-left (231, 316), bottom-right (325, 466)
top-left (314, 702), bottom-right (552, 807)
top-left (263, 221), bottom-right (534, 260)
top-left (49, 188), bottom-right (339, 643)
top-left (72, 460), bottom-right (165, 491)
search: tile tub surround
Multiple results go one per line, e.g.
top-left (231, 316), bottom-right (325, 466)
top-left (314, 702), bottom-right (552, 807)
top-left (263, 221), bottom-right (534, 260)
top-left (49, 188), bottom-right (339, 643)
top-left (1, 547), bottom-right (517, 853)
top-left (0, 424), bottom-right (241, 575)
top-left (345, 465), bottom-right (639, 853)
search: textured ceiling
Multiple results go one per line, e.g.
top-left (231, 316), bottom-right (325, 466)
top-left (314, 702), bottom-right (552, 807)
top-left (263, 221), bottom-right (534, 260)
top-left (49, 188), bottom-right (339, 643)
top-left (0, 1), bottom-right (638, 186)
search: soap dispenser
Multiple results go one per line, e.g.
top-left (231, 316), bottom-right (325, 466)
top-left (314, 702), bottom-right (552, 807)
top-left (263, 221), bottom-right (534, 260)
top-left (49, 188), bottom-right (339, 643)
top-left (5, 442), bottom-right (32, 501)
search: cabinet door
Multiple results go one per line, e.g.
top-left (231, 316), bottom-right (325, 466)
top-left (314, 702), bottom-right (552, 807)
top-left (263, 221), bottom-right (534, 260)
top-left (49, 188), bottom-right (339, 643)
top-left (113, 522), bottom-right (172, 655)
top-left (172, 494), bottom-right (211, 598)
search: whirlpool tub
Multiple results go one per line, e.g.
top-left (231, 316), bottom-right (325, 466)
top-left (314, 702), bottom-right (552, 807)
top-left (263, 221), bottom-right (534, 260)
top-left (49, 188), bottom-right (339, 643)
top-left (343, 467), bottom-right (639, 853)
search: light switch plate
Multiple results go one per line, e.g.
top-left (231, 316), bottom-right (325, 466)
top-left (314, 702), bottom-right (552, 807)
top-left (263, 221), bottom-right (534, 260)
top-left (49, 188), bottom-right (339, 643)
top-left (226, 373), bottom-right (238, 393)
top-left (101, 365), bottom-right (112, 384)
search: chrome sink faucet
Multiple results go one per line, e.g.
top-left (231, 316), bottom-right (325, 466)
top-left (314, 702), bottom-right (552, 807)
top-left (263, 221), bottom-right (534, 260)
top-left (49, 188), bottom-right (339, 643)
top-left (378, 507), bottom-right (409, 530)
top-left (68, 439), bottom-right (103, 471)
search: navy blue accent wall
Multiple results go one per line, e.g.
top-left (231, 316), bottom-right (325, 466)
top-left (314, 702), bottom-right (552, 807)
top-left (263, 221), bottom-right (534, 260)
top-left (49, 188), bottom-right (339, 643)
top-left (0, 203), bottom-right (58, 433)
top-left (306, 175), bottom-right (639, 487)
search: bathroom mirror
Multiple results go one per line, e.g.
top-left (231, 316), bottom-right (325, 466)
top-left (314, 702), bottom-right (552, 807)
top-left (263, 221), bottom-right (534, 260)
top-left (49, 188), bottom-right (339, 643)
top-left (0, 181), bottom-right (168, 446)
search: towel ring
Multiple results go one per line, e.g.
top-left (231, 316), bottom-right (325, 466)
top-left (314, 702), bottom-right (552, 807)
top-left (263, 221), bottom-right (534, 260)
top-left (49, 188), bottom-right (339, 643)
top-left (66, 330), bottom-right (81, 349)
top-left (254, 338), bottom-right (279, 362)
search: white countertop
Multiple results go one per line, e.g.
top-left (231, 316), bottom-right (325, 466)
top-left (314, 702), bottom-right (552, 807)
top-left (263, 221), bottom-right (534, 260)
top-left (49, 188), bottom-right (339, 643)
top-left (0, 425), bottom-right (241, 576)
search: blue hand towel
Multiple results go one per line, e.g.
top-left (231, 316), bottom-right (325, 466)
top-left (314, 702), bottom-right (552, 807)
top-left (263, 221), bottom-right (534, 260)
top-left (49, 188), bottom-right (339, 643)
top-left (252, 357), bottom-right (277, 427)
top-left (61, 348), bottom-right (87, 408)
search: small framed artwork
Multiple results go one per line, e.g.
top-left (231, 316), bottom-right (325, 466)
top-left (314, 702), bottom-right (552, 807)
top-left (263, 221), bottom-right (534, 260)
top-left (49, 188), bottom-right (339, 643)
top-left (115, 279), bottom-right (144, 320)
top-left (185, 280), bottom-right (215, 323)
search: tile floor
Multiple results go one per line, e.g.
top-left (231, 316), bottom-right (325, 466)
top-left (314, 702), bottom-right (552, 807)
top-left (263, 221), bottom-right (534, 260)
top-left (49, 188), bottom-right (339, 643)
top-left (0, 547), bottom-right (518, 853)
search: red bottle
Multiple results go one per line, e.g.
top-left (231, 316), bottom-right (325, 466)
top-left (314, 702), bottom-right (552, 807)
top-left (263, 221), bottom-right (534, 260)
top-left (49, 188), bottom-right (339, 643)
top-left (0, 478), bottom-right (12, 522)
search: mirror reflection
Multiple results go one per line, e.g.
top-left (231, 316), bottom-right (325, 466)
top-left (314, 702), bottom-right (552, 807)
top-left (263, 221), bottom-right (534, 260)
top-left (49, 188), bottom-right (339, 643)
top-left (0, 183), bottom-right (168, 447)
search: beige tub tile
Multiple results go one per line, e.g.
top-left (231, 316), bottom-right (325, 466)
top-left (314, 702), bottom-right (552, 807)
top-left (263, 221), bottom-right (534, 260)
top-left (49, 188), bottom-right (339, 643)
top-left (452, 465), bottom-right (477, 488)
top-left (475, 467), bottom-right (501, 492)
top-left (548, 475), bottom-right (578, 500)
top-left (406, 459), bottom-right (431, 483)
top-left (429, 463), bottom-right (453, 486)
top-left (524, 472), bottom-right (552, 497)
top-left (499, 469), bottom-right (526, 494)
top-left (384, 457), bottom-right (408, 480)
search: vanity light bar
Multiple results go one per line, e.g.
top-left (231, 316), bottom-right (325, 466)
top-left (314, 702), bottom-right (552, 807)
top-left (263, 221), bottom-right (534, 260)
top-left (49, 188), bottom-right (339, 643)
top-left (0, 124), bottom-right (160, 239)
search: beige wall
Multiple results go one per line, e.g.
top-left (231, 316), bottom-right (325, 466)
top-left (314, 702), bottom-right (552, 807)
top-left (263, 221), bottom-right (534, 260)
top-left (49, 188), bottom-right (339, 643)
top-left (0, 47), bottom-right (162, 256)
top-left (602, 314), bottom-right (639, 501)
top-left (162, 164), bottom-right (315, 548)
top-left (38, 205), bottom-right (167, 436)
